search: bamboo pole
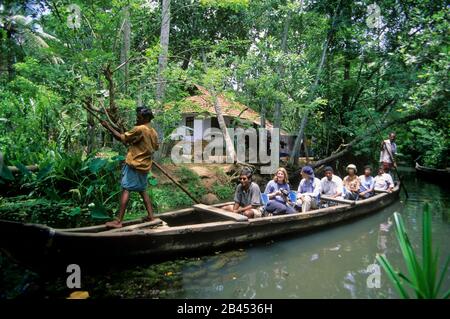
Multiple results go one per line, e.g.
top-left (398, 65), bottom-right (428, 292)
top-left (84, 103), bottom-right (201, 204)
top-left (152, 162), bottom-right (200, 204)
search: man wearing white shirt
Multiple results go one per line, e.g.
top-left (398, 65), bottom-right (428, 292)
top-left (374, 166), bottom-right (394, 192)
top-left (380, 132), bottom-right (397, 173)
top-left (296, 166), bottom-right (321, 213)
top-left (320, 166), bottom-right (343, 199)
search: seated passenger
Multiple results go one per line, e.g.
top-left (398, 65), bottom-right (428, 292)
top-left (264, 167), bottom-right (296, 215)
top-left (296, 166), bottom-right (321, 213)
top-left (359, 165), bottom-right (375, 199)
top-left (343, 164), bottom-right (360, 200)
top-left (320, 166), bottom-right (343, 199)
top-left (374, 166), bottom-right (394, 192)
top-left (223, 167), bottom-right (262, 218)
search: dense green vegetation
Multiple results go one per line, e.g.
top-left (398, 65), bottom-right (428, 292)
top-left (0, 0), bottom-right (448, 221)
top-left (0, 161), bottom-right (234, 226)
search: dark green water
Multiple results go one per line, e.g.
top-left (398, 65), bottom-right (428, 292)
top-left (176, 169), bottom-right (450, 299)
top-left (1, 169), bottom-right (449, 299)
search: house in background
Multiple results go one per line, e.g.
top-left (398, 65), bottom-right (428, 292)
top-left (166, 85), bottom-right (304, 161)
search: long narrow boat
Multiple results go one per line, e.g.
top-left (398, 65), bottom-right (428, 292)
top-left (415, 162), bottom-right (450, 186)
top-left (0, 184), bottom-right (400, 272)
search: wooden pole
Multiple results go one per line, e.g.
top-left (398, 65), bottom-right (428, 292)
top-left (87, 104), bottom-right (201, 204)
top-left (152, 162), bottom-right (200, 204)
top-left (321, 195), bottom-right (356, 206)
top-left (383, 141), bottom-right (409, 198)
top-left (81, 104), bottom-right (104, 122)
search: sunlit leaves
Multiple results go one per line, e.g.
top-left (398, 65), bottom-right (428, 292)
top-left (200, 0), bottom-right (249, 11)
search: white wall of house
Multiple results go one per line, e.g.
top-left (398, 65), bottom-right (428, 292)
top-left (173, 114), bottom-right (308, 163)
top-left (180, 114), bottom-right (295, 155)
top-left (193, 118), bottom-right (203, 141)
top-left (180, 114), bottom-right (202, 142)
top-left (181, 114), bottom-right (218, 142)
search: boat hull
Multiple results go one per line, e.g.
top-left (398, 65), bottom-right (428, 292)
top-left (415, 162), bottom-right (449, 186)
top-left (0, 185), bottom-right (400, 273)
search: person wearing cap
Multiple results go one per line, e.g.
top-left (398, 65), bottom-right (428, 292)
top-left (320, 166), bottom-right (343, 199)
top-left (374, 166), bottom-right (394, 192)
top-left (101, 107), bottom-right (159, 228)
top-left (359, 165), bottom-right (375, 199)
top-left (343, 164), bottom-right (360, 200)
top-left (296, 166), bottom-right (321, 213)
top-left (223, 167), bottom-right (262, 218)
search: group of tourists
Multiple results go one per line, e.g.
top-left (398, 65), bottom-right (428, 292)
top-left (223, 133), bottom-right (398, 219)
top-left (100, 106), bottom-right (398, 226)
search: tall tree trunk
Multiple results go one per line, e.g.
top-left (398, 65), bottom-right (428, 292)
top-left (273, 11), bottom-right (291, 130)
top-left (103, 66), bottom-right (124, 132)
top-left (120, 6), bottom-right (131, 94)
top-left (374, 28), bottom-right (381, 110)
top-left (153, 0), bottom-right (171, 160)
top-left (202, 53), bottom-right (236, 162)
top-left (136, 81), bottom-right (143, 108)
top-left (211, 91), bottom-right (236, 162)
top-left (341, 51), bottom-right (351, 111)
top-left (303, 133), bottom-right (310, 163)
top-left (288, 4), bottom-right (340, 166)
top-left (6, 28), bottom-right (15, 81)
top-left (260, 98), bottom-right (266, 129)
top-left (84, 99), bottom-right (96, 154)
top-left (181, 51), bottom-right (191, 70)
top-left (156, 0), bottom-right (171, 103)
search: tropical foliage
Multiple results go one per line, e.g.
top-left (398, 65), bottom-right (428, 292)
top-left (0, 0), bottom-right (448, 221)
top-left (377, 205), bottom-right (450, 299)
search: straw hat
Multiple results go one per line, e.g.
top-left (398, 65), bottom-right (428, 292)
top-left (346, 164), bottom-right (357, 173)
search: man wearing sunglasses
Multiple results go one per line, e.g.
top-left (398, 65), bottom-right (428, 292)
top-left (223, 167), bottom-right (262, 218)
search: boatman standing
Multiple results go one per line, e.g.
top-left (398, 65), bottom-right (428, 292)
top-left (380, 132), bottom-right (397, 174)
top-left (101, 107), bottom-right (159, 228)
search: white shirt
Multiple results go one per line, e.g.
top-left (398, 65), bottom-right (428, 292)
top-left (321, 175), bottom-right (343, 197)
top-left (298, 177), bottom-right (321, 199)
top-left (380, 140), bottom-right (397, 163)
top-left (374, 173), bottom-right (394, 190)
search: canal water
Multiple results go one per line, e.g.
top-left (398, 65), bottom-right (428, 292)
top-left (176, 169), bottom-right (450, 299)
top-left (1, 169), bottom-right (449, 299)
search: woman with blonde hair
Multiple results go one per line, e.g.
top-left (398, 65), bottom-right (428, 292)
top-left (263, 167), bottom-right (295, 215)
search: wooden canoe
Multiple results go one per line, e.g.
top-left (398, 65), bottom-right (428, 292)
top-left (0, 184), bottom-right (400, 273)
top-left (415, 162), bottom-right (450, 186)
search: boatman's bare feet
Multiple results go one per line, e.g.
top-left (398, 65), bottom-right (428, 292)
top-left (105, 220), bottom-right (123, 228)
top-left (142, 216), bottom-right (154, 222)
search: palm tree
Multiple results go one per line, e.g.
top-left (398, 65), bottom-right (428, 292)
top-left (0, 4), bottom-right (62, 79)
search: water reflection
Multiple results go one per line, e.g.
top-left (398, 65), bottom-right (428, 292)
top-left (377, 217), bottom-right (393, 253)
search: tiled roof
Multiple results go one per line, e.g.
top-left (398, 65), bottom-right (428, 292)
top-left (167, 84), bottom-right (288, 135)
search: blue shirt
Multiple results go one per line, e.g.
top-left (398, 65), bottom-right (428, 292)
top-left (359, 175), bottom-right (375, 193)
top-left (298, 177), bottom-right (321, 198)
top-left (264, 180), bottom-right (290, 203)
